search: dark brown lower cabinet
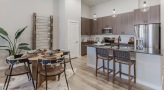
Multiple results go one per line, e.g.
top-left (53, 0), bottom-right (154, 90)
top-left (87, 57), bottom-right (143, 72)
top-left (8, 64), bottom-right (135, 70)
top-left (81, 42), bottom-right (93, 56)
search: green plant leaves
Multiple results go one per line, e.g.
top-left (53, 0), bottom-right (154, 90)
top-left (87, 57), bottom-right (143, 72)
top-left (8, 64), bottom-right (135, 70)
top-left (0, 46), bottom-right (8, 47)
top-left (0, 26), bottom-right (29, 55)
top-left (0, 34), bottom-right (9, 42)
top-left (0, 28), bottom-right (8, 36)
top-left (15, 26), bottom-right (27, 39)
top-left (18, 46), bottom-right (31, 50)
top-left (18, 43), bottom-right (29, 46)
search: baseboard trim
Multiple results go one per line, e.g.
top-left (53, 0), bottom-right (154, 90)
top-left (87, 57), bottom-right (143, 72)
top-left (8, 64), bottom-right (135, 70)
top-left (87, 64), bottom-right (162, 90)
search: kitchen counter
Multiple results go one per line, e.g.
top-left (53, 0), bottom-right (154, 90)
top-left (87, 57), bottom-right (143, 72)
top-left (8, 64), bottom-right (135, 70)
top-left (86, 46), bottom-right (162, 90)
top-left (87, 45), bottom-right (163, 55)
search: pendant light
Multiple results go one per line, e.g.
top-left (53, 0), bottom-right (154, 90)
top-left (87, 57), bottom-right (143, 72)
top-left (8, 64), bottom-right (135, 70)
top-left (112, 9), bottom-right (117, 17)
top-left (140, 1), bottom-right (149, 12)
top-left (93, 13), bottom-right (97, 20)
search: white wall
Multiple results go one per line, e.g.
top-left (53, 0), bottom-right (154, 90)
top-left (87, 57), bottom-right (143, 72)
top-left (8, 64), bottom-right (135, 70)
top-left (81, 3), bottom-right (91, 18)
top-left (161, 0), bottom-right (164, 78)
top-left (53, 0), bottom-right (59, 49)
top-left (91, 0), bottom-right (138, 18)
top-left (0, 0), bottom-right (56, 69)
top-left (91, 0), bottom-right (160, 18)
top-left (59, 0), bottom-right (81, 53)
top-left (0, 0), bottom-right (54, 46)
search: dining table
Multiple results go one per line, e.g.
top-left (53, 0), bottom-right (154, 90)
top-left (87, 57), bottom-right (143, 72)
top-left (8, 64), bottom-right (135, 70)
top-left (18, 50), bottom-right (63, 87)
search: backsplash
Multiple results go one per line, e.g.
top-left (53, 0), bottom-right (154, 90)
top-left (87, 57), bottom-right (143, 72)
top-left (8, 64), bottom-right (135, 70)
top-left (81, 35), bottom-right (135, 43)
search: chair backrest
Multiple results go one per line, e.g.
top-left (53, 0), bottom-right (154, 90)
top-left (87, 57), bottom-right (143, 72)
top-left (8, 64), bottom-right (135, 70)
top-left (96, 48), bottom-right (110, 58)
top-left (39, 57), bottom-right (65, 65)
top-left (6, 55), bottom-right (29, 65)
top-left (113, 50), bottom-right (131, 61)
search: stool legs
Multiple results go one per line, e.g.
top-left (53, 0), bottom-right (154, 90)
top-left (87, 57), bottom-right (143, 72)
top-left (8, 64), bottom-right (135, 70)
top-left (134, 62), bottom-right (136, 83)
top-left (102, 59), bottom-right (105, 74)
top-left (113, 60), bottom-right (115, 83)
top-left (128, 63), bottom-right (131, 90)
top-left (107, 60), bottom-right (109, 81)
top-left (95, 57), bottom-right (98, 77)
top-left (119, 63), bottom-right (122, 79)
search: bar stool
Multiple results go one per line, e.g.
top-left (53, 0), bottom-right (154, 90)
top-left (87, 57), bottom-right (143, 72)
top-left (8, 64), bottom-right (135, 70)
top-left (35, 57), bottom-right (69, 90)
top-left (96, 48), bottom-right (113, 81)
top-left (113, 50), bottom-right (136, 90)
top-left (4, 56), bottom-right (35, 90)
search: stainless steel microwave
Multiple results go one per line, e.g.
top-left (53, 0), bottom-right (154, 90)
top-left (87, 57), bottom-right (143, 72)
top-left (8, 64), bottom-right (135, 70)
top-left (102, 28), bottom-right (113, 34)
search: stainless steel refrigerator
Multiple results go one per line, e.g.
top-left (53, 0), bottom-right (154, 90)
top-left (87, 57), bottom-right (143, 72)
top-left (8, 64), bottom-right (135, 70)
top-left (134, 23), bottom-right (160, 50)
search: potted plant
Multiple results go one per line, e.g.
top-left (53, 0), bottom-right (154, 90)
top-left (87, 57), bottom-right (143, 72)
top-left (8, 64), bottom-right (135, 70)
top-left (0, 26), bottom-right (31, 58)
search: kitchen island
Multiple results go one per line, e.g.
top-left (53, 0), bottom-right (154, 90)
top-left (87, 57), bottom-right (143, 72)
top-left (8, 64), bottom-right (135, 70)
top-left (87, 45), bottom-right (163, 90)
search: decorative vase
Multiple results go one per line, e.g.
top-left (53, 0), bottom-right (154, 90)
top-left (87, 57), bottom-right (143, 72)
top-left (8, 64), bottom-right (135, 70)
top-left (14, 54), bottom-right (23, 59)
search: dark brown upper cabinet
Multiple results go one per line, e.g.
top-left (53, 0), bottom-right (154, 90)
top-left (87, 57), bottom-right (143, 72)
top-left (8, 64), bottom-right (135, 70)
top-left (134, 5), bottom-right (160, 25)
top-left (102, 16), bottom-right (113, 28)
top-left (81, 17), bottom-right (91, 35)
top-left (127, 12), bottom-right (135, 35)
top-left (134, 9), bottom-right (148, 24)
top-left (81, 17), bottom-right (86, 35)
top-left (112, 12), bottom-right (135, 35)
top-left (97, 17), bottom-right (103, 34)
top-left (91, 19), bottom-right (98, 35)
top-left (148, 5), bottom-right (160, 23)
top-left (82, 5), bottom-right (160, 35)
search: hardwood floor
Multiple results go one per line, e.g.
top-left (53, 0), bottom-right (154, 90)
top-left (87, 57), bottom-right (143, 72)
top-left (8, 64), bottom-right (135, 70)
top-left (68, 56), bottom-right (154, 90)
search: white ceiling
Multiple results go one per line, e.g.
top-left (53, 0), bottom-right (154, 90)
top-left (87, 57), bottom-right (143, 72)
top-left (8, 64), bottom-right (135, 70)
top-left (82, 0), bottom-right (110, 6)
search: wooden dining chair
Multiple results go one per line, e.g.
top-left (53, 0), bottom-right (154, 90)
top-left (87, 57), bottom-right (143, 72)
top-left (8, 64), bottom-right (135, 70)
top-left (4, 56), bottom-right (35, 90)
top-left (113, 50), bottom-right (136, 90)
top-left (96, 48), bottom-right (113, 81)
top-left (35, 57), bottom-right (69, 90)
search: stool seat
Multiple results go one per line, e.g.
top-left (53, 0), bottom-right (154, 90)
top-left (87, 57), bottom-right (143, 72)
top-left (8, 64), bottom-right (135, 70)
top-left (115, 59), bottom-right (136, 65)
top-left (5, 65), bottom-right (29, 76)
top-left (39, 66), bottom-right (64, 76)
top-left (97, 56), bottom-right (113, 60)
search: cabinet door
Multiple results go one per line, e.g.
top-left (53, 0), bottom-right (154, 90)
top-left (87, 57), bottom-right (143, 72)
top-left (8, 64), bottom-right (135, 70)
top-left (122, 13), bottom-right (128, 34)
top-left (148, 5), bottom-right (160, 23)
top-left (112, 16), bottom-right (117, 34)
top-left (127, 12), bottom-right (135, 35)
top-left (85, 18), bottom-right (91, 35)
top-left (115, 14), bottom-right (125, 34)
top-left (102, 16), bottom-right (113, 28)
top-left (81, 17), bottom-right (86, 35)
top-left (91, 20), bottom-right (98, 35)
top-left (97, 17), bottom-right (103, 34)
top-left (134, 9), bottom-right (148, 25)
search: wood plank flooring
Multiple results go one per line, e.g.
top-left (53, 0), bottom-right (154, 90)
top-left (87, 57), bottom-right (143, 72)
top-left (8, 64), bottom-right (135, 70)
top-left (68, 56), bottom-right (154, 90)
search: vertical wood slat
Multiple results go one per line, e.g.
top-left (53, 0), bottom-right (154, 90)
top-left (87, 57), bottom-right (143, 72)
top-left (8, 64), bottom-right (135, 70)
top-left (32, 13), bottom-right (53, 50)
top-left (33, 13), bottom-right (37, 50)
top-left (50, 15), bottom-right (53, 50)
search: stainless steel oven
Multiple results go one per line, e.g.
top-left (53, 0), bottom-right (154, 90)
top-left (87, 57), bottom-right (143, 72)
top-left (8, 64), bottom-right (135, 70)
top-left (102, 28), bottom-right (113, 34)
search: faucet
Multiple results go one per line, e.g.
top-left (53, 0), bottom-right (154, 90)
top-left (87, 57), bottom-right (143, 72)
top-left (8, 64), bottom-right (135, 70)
top-left (118, 36), bottom-right (121, 49)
